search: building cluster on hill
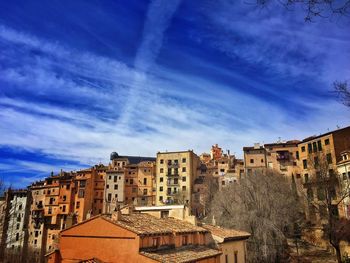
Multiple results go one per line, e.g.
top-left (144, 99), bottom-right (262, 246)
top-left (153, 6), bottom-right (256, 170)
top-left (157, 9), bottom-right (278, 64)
top-left (0, 126), bottom-right (349, 262)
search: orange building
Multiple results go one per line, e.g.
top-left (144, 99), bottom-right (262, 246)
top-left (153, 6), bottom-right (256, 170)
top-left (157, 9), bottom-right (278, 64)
top-left (46, 212), bottom-right (222, 263)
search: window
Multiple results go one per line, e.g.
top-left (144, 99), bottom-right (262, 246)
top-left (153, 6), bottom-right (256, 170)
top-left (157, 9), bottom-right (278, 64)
top-left (343, 173), bottom-right (347, 180)
top-left (308, 143), bottom-right (312, 153)
top-left (296, 151), bottom-right (299, 160)
top-left (159, 196), bottom-right (163, 201)
top-left (109, 175), bottom-right (112, 180)
top-left (76, 202), bottom-right (80, 209)
top-left (143, 178), bottom-right (147, 185)
top-left (168, 160), bottom-right (172, 165)
top-left (222, 181), bottom-right (225, 185)
top-left (160, 159), bottom-right (164, 164)
top-left (312, 142), bottom-right (317, 152)
top-left (167, 188), bottom-right (171, 194)
top-left (160, 168), bottom-right (164, 173)
top-left (220, 169), bottom-right (225, 172)
top-left (114, 176), bottom-right (117, 182)
top-left (182, 176), bottom-right (186, 182)
top-left (317, 140), bottom-right (322, 151)
top-left (174, 159), bottom-right (178, 164)
top-left (143, 189), bottom-right (147, 195)
top-left (325, 138), bottom-right (330, 145)
top-left (78, 189), bottom-right (85, 198)
top-left (250, 159), bottom-right (254, 164)
top-left (130, 179), bottom-right (134, 185)
top-left (63, 195), bottom-right (66, 201)
top-left (174, 168), bottom-right (178, 174)
top-left (108, 193), bottom-right (112, 201)
top-left (304, 174), bottom-right (309, 183)
top-left (114, 184), bottom-right (118, 190)
top-left (159, 186), bottom-right (163, 192)
top-left (80, 181), bottom-right (86, 188)
top-left (16, 233), bottom-right (19, 241)
top-left (314, 157), bottom-right (319, 168)
top-left (160, 177), bottom-right (163, 183)
top-left (182, 167), bottom-right (186, 172)
top-left (182, 186), bottom-right (186, 191)
top-left (16, 223), bottom-right (20, 230)
top-left (301, 146), bottom-right (305, 152)
top-left (225, 255), bottom-right (228, 263)
top-left (152, 237), bottom-right (160, 247)
top-left (234, 251), bottom-right (238, 263)
top-left (326, 153), bottom-right (332, 164)
top-left (62, 205), bottom-right (66, 212)
top-left (182, 235), bottom-right (188, 245)
top-left (303, 159), bottom-right (308, 169)
top-left (182, 158), bottom-right (186, 163)
top-left (106, 184), bottom-right (109, 189)
top-left (261, 158), bottom-right (264, 163)
top-left (174, 178), bottom-right (178, 184)
top-left (296, 174), bottom-right (301, 179)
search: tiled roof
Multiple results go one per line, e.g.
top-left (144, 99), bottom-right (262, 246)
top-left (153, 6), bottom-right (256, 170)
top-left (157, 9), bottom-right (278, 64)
top-left (140, 245), bottom-right (221, 262)
top-left (105, 213), bottom-right (207, 235)
top-left (202, 224), bottom-right (250, 242)
top-left (79, 258), bottom-right (104, 263)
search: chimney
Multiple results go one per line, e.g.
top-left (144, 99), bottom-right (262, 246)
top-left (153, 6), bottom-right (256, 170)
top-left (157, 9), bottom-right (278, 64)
top-left (253, 143), bottom-right (260, 149)
top-left (112, 210), bottom-right (122, 221)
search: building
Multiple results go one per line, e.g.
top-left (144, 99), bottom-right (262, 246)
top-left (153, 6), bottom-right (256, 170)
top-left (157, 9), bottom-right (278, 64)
top-left (211, 144), bottom-right (223, 160)
top-left (337, 150), bottom-right (350, 219)
top-left (202, 224), bottom-right (250, 263)
top-left (46, 212), bottom-right (222, 263)
top-left (243, 143), bottom-right (267, 175)
top-left (243, 141), bottom-right (300, 178)
top-left (103, 169), bottom-right (124, 213)
top-left (297, 126), bottom-right (350, 222)
top-left (155, 150), bottom-right (200, 210)
top-left (0, 189), bottom-right (31, 261)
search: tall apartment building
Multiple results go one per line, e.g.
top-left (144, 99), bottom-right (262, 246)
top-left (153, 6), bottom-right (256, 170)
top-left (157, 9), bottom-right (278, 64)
top-left (297, 126), bottom-right (350, 221)
top-left (155, 150), bottom-right (200, 210)
top-left (104, 169), bottom-right (124, 213)
top-left (337, 150), bottom-right (350, 219)
top-left (0, 189), bottom-right (31, 260)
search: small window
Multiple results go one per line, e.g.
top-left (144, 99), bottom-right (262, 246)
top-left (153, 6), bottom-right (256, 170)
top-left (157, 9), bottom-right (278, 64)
top-left (76, 202), bottom-right (80, 209)
top-left (144, 178), bottom-right (147, 185)
top-left (130, 179), bottom-right (134, 185)
top-left (182, 177), bottom-right (186, 182)
top-left (250, 159), bottom-right (254, 164)
top-left (182, 235), bottom-right (188, 245)
top-left (303, 159), bottom-right (307, 169)
top-left (182, 186), bottom-right (186, 191)
top-left (114, 184), bottom-right (118, 190)
top-left (261, 159), bottom-right (264, 163)
top-left (152, 237), bottom-right (160, 247)
top-left (160, 159), bottom-right (164, 164)
top-left (325, 138), bottom-right (330, 145)
top-left (182, 158), bottom-right (186, 163)
top-left (182, 167), bottom-right (186, 172)
top-left (160, 177), bottom-right (163, 183)
top-left (114, 176), bottom-right (117, 182)
top-left (160, 168), bottom-right (164, 173)
top-left (326, 153), bottom-right (332, 164)
top-left (301, 146), bottom-right (305, 152)
top-left (317, 140), bottom-right (322, 151)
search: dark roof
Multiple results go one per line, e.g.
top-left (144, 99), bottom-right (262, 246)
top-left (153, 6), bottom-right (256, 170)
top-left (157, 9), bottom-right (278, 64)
top-left (140, 245), bottom-right (221, 262)
top-left (264, 141), bottom-right (300, 147)
top-left (300, 126), bottom-right (350, 143)
top-left (113, 155), bottom-right (156, 164)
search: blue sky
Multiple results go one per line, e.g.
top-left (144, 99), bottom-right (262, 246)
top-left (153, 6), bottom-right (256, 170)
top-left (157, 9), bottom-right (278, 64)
top-left (0, 0), bottom-right (349, 188)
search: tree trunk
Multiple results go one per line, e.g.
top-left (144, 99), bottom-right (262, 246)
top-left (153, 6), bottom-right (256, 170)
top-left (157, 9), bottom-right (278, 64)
top-left (335, 244), bottom-right (342, 263)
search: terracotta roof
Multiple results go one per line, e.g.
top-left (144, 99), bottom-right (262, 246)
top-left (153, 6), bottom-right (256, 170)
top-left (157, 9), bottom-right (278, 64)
top-left (104, 213), bottom-right (207, 235)
top-left (79, 258), bottom-right (104, 263)
top-left (202, 224), bottom-right (250, 242)
top-left (140, 245), bottom-right (221, 262)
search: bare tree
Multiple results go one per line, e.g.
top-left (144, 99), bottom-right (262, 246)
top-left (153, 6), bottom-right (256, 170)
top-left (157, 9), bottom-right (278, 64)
top-left (254, 0), bottom-right (350, 21)
top-left (209, 170), bottom-right (304, 262)
top-left (302, 152), bottom-right (350, 263)
top-left (334, 81), bottom-right (350, 108)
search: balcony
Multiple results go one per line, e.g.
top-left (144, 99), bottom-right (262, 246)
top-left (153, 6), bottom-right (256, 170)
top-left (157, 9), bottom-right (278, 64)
top-left (276, 151), bottom-right (289, 161)
top-left (166, 173), bottom-right (179, 177)
top-left (167, 163), bottom-right (179, 168)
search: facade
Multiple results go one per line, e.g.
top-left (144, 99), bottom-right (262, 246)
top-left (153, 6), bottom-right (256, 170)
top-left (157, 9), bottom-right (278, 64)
top-left (47, 212), bottom-right (222, 263)
top-left (103, 169), bottom-right (124, 213)
top-left (297, 126), bottom-right (350, 222)
top-left (243, 141), bottom-right (300, 177)
top-left (337, 150), bottom-right (350, 219)
top-left (3, 189), bottom-right (31, 255)
top-left (155, 150), bottom-right (200, 209)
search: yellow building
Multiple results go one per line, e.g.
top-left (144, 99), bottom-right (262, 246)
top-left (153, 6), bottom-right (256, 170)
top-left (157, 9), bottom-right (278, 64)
top-left (155, 150), bottom-right (200, 211)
